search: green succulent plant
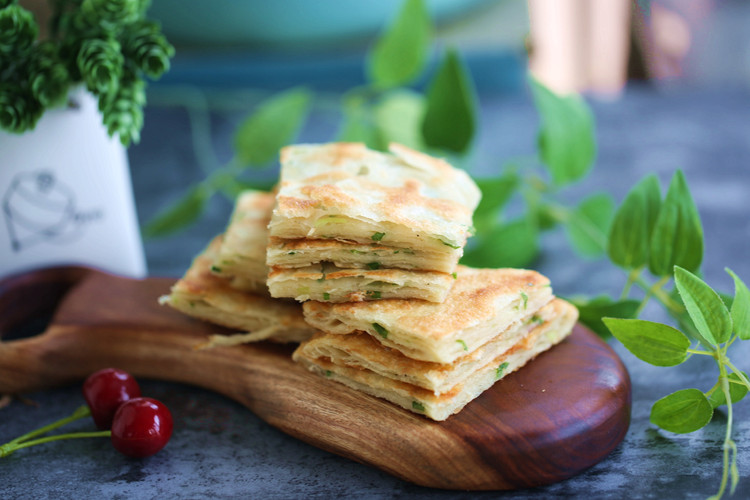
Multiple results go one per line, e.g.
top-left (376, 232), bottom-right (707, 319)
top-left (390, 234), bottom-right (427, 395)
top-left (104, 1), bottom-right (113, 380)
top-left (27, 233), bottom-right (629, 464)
top-left (0, 0), bottom-right (173, 145)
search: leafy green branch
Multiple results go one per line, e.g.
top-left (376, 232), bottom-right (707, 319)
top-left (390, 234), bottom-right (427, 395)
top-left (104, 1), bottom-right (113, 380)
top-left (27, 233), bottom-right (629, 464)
top-left (143, 87), bottom-right (311, 237)
top-left (605, 267), bottom-right (750, 499)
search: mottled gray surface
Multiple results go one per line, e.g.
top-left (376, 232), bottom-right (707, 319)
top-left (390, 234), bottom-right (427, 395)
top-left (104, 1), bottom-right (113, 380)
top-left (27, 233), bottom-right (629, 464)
top-left (2, 84), bottom-right (750, 499)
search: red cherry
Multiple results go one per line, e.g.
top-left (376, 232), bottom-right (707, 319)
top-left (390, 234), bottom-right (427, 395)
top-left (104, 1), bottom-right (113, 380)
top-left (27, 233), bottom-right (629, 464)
top-left (83, 368), bottom-right (142, 430)
top-left (111, 397), bottom-right (173, 458)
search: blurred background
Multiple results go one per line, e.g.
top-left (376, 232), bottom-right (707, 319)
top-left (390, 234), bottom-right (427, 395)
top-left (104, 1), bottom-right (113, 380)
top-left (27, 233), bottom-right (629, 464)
top-left (128, 0), bottom-right (750, 286)
top-left (17, 0), bottom-right (749, 92)
top-left (146, 0), bottom-right (750, 92)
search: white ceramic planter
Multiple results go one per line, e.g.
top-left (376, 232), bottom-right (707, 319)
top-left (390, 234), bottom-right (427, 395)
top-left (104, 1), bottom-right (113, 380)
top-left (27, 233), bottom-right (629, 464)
top-left (0, 87), bottom-right (146, 280)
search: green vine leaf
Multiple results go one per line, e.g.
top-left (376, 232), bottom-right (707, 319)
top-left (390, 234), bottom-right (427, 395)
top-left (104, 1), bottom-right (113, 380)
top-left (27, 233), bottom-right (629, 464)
top-left (234, 88), bottom-right (312, 167)
top-left (648, 170), bottom-right (703, 276)
top-left (367, 0), bottom-right (431, 89)
top-left (674, 266), bottom-right (732, 346)
top-left (602, 317), bottom-right (690, 366)
top-left (666, 287), bottom-right (714, 349)
top-left (726, 268), bottom-right (750, 341)
top-left (421, 47), bottom-right (477, 153)
top-left (526, 195), bottom-right (561, 231)
top-left (650, 389), bottom-right (713, 434)
top-left (143, 185), bottom-right (211, 238)
top-left (461, 217), bottom-right (538, 269)
top-left (709, 372), bottom-right (749, 408)
top-left (216, 176), bottom-right (275, 201)
top-left (607, 175), bottom-right (661, 269)
top-left (565, 193), bottom-right (614, 257)
top-left (530, 76), bottom-right (596, 186)
top-left (472, 172), bottom-right (520, 235)
top-left (639, 174), bottom-right (662, 240)
top-left (608, 186), bottom-right (647, 269)
top-left (569, 296), bottom-right (639, 338)
top-left (373, 89), bottom-right (425, 150)
top-left (337, 94), bottom-right (384, 150)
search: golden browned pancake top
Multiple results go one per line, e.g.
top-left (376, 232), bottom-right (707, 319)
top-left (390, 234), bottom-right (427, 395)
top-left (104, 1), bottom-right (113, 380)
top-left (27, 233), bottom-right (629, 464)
top-left (303, 265), bottom-right (551, 341)
top-left (271, 142), bottom-right (480, 246)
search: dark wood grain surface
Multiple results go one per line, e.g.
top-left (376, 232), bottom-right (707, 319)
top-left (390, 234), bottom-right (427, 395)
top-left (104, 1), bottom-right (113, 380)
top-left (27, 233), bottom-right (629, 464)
top-left (0, 267), bottom-right (631, 490)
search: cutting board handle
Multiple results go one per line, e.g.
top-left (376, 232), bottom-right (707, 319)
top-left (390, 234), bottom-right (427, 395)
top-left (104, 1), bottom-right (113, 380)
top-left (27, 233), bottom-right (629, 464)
top-left (0, 266), bottom-right (93, 393)
top-left (0, 266), bottom-right (91, 335)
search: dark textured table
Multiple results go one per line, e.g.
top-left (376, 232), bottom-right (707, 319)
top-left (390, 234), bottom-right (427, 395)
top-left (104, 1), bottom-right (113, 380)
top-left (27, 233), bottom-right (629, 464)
top-left (2, 84), bottom-right (749, 499)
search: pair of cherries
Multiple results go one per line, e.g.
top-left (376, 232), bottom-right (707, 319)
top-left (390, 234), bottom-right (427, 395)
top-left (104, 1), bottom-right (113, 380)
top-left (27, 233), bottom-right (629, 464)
top-left (82, 368), bottom-right (173, 458)
top-left (1, 368), bottom-right (172, 459)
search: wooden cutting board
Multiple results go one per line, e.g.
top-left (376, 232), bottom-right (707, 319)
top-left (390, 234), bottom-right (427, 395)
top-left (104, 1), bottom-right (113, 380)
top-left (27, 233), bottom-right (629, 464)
top-left (0, 267), bottom-right (631, 490)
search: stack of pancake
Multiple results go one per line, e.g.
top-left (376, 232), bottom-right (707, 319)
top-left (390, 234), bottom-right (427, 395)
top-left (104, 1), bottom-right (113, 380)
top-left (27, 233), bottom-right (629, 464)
top-left (265, 143), bottom-right (480, 303)
top-left (162, 142), bottom-right (578, 421)
top-left (295, 267), bottom-right (577, 420)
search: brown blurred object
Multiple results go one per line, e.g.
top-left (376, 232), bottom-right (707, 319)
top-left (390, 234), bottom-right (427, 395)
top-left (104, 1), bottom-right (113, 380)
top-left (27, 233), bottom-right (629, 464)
top-left (19, 0), bottom-right (51, 39)
top-left (633, 0), bottom-right (716, 82)
top-left (528, 0), bottom-right (631, 97)
top-left (529, 0), bottom-right (722, 95)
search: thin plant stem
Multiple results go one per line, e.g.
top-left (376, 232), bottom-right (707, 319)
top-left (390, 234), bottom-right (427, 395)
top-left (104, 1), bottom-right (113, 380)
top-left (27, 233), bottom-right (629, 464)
top-left (724, 359), bottom-right (750, 391)
top-left (708, 354), bottom-right (735, 500)
top-left (686, 348), bottom-right (715, 356)
top-left (499, 154), bottom-right (539, 171)
top-left (1, 431), bottom-right (111, 457)
top-left (573, 210), bottom-right (609, 250)
top-left (8, 405), bottom-right (90, 445)
top-left (186, 95), bottom-right (220, 175)
top-left (621, 268), bottom-right (642, 300)
top-left (635, 276), bottom-right (671, 316)
top-left (634, 275), bottom-right (683, 314)
top-left (704, 381), bottom-right (721, 398)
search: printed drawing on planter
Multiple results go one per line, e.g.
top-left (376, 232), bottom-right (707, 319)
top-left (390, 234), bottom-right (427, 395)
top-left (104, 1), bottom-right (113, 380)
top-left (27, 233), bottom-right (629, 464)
top-left (3, 170), bottom-right (103, 253)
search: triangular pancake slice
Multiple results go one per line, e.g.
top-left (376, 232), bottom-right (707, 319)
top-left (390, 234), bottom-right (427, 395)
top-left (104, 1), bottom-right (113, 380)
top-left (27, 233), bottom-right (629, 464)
top-left (267, 262), bottom-right (455, 304)
top-left (295, 299), bottom-right (567, 395)
top-left (161, 236), bottom-right (315, 343)
top-left (302, 266), bottom-right (553, 363)
top-left (211, 190), bottom-right (275, 294)
top-left (266, 236), bottom-right (458, 273)
top-left (268, 143), bottom-right (480, 261)
top-left (293, 299), bottom-right (578, 421)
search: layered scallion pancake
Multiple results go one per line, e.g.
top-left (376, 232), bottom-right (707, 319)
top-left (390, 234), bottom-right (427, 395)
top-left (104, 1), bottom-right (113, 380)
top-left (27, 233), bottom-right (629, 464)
top-left (212, 190), bottom-right (275, 294)
top-left (267, 262), bottom-right (455, 303)
top-left (268, 143), bottom-right (480, 268)
top-left (302, 266), bottom-right (554, 363)
top-left (266, 237), bottom-right (456, 273)
top-left (160, 236), bottom-right (315, 343)
top-left (293, 299), bottom-right (578, 421)
top-left (295, 299), bottom-right (567, 395)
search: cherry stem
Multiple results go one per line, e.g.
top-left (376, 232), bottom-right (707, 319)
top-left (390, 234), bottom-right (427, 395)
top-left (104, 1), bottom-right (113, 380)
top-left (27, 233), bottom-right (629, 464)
top-left (0, 404), bottom-right (109, 458)
top-left (1, 430), bottom-right (111, 457)
top-left (7, 405), bottom-right (91, 445)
